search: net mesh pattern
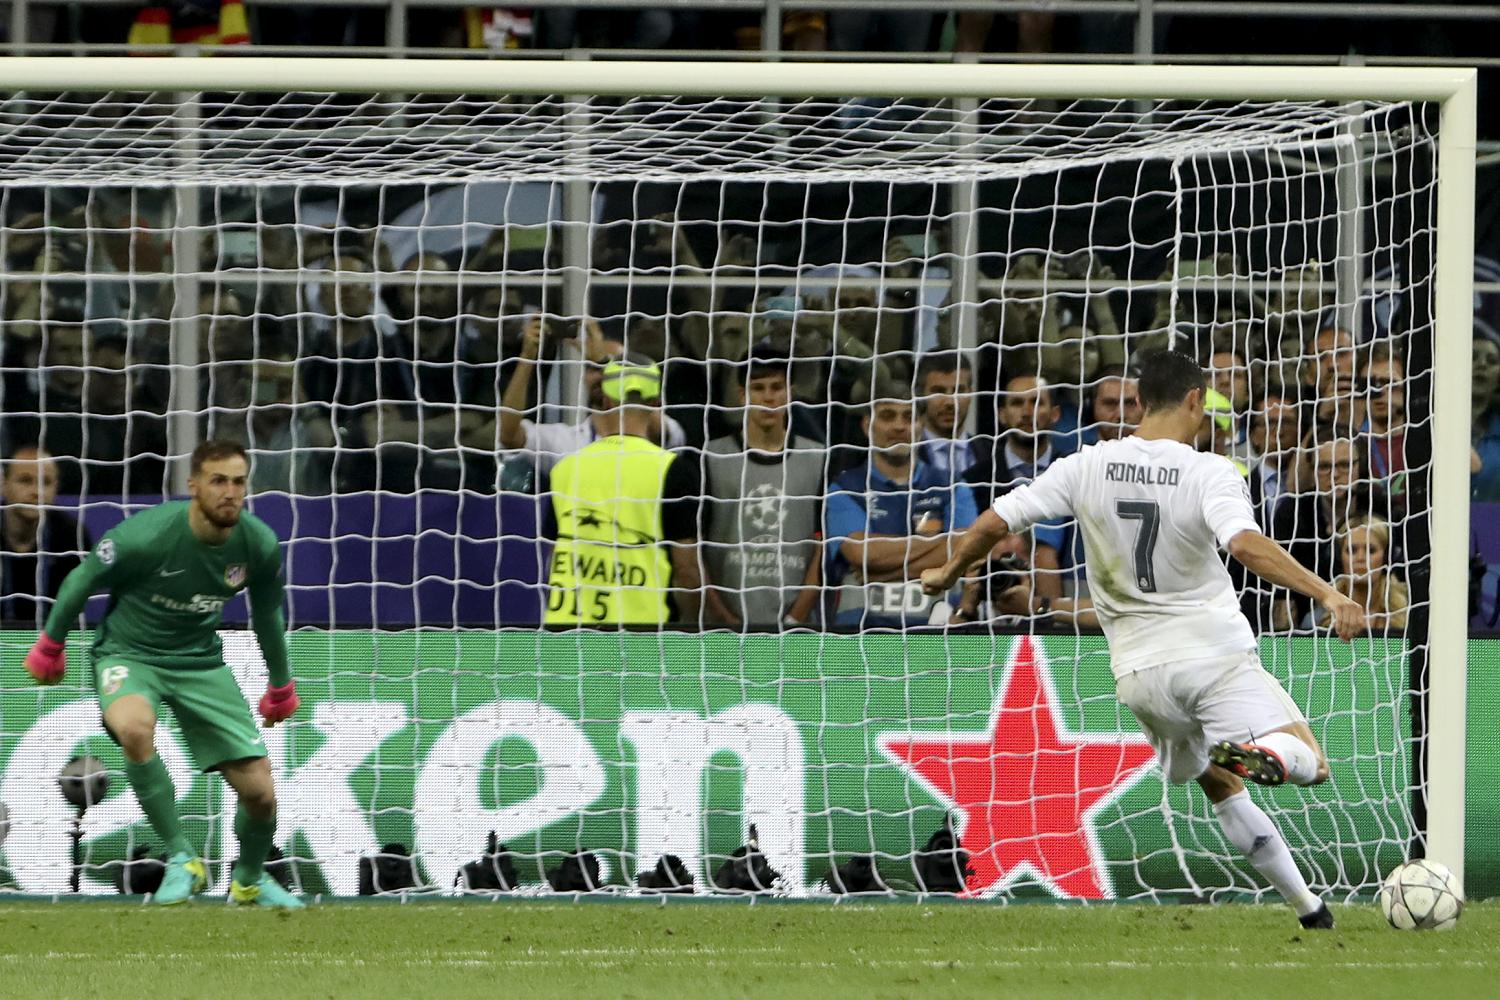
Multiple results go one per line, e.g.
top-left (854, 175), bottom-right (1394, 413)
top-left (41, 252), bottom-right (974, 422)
top-left (0, 90), bottom-right (1437, 902)
top-left (0, 94), bottom-right (1400, 184)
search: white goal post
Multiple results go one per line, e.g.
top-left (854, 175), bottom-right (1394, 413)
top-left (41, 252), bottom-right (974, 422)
top-left (0, 58), bottom-right (1473, 894)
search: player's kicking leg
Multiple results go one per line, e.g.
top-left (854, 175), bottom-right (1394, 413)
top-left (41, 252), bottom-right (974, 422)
top-left (1210, 721), bottom-right (1329, 788)
top-left (1196, 669), bottom-right (1333, 929)
top-left (102, 692), bottom-right (205, 905)
top-left (218, 756), bottom-right (303, 910)
top-left (1197, 763), bottom-right (1333, 929)
top-left (1119, 655), bottom-right (1331, 928)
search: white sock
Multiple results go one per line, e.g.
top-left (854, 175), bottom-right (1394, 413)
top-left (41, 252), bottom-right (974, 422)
top-left (1213, 790), bottom-right (1321, 916)
top-left (1253, 732), bottom-right (1320, 785)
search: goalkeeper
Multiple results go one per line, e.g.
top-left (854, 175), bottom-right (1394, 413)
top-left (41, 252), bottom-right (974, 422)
top-left (23, 440), bottom-right (302, 909)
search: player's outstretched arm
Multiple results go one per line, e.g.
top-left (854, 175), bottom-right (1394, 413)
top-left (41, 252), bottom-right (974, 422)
top-left (920, 508), bottom-right (1012, 597)
top-left (248, 537), bottom-right (298, 726)
top-left (24, 552), bottom-right (113, 685)
top-left (1226, 529), bottom-right (1366, 641)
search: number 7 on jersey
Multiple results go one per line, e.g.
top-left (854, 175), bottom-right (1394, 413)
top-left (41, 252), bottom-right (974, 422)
top-left (1115, 499), bottom-right (1161, 593)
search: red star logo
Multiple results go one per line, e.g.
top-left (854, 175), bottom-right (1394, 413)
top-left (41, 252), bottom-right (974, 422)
top-left (880, 636), bottom-right (1156, 899)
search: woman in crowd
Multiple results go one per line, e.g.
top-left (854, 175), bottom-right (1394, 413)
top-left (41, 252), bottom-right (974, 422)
top-left (1303, 515), bottom-right (1408, 632)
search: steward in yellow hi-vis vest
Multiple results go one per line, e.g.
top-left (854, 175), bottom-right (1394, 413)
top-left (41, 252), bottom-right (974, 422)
top-left (545, 356), bottom-right (702, 625)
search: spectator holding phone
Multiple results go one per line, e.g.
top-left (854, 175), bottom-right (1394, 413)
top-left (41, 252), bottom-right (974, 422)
top-left (499, 316), bottom-right (686, 479)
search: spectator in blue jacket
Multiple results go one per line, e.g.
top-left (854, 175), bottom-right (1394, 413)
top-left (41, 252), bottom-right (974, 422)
top-left (825, 391), bottom-right (976, 628)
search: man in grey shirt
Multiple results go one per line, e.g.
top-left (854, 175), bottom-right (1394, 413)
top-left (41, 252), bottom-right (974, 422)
top-left (702, 346), bottom-right (824, 628)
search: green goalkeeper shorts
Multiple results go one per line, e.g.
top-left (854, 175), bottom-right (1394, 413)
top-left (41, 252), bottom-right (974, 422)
top-left (92, 655), bottom-right (267, 772)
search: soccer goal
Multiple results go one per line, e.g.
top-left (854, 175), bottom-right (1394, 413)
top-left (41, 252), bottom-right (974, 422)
top-left (0, 59), bottom-right (1474, 900)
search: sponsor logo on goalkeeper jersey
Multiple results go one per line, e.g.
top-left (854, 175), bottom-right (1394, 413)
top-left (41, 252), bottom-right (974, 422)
top-left (149, 592), bottom-right (228, 614)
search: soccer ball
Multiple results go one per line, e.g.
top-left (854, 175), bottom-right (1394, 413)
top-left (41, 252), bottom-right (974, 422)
top-left (57, 755), bottom-right (111, 810)
top-left (1379, 859), bottom-right (1464, 931)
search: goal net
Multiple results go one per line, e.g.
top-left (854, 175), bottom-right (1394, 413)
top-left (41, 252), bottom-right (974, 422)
top-left (0, 64), bottom-right (1467, 901)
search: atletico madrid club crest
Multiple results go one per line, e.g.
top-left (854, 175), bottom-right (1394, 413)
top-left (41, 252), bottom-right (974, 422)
top-left (224, 563), bottom-right (247, 588)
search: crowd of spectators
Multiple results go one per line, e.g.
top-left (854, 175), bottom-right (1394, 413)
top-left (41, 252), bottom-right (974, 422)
top-left (2, 180), bottom-right (1497, 634)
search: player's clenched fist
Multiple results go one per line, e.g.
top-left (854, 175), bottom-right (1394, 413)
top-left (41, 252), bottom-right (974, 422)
top-left (1322, 592), bottom-right (1367, 643)
top-left (24, 634), bottom-right (66, 685)
top-left (259, 681), bottom-right (300, 726)
top-left (921, 566), bottom-right (958, 596)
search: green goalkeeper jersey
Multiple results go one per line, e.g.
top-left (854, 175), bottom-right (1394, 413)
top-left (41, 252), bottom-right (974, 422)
top-left (42, 500), bottom-right (291, 685)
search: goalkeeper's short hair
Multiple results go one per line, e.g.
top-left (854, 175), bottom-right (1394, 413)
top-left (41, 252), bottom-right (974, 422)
top-left (191, 438), bottom-right (250, 475)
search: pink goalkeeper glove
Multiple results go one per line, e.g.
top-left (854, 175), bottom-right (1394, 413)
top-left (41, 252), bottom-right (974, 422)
top-left (24, 634), bottom-right (66, 685)
top-left (259, 681), bottom-right (299, 726)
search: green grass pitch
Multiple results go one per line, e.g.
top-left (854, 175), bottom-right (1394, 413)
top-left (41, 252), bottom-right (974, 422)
top-left (1, 899), bottom-right (1496, 999)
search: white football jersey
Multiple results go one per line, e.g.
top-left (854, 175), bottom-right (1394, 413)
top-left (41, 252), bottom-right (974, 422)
top-left (992, 436), bottom-right (1261, 678)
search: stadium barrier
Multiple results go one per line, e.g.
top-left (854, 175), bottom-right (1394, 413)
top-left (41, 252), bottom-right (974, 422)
top-left (0, 629), bottom-right (1452, 899)
top-left (66, 495), bottom-right (548, 627)
top-left (57, 497), bottom-right (1500, 631)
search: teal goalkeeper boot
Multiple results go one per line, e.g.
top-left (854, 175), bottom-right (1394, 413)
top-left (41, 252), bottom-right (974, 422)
top-left (152, 853), bottom-right (207, 905)
top-left (230, 874), bottom-right (305, 910)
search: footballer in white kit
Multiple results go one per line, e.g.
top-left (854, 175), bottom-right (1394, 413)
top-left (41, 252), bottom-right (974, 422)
top-left (924, 350), bottom-right (1365, 929)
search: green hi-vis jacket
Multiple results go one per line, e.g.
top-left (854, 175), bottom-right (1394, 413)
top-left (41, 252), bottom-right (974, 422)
top-left (546, 434), bottom-right (676, 626)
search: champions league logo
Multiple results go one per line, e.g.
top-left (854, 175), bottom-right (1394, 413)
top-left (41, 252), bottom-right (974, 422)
top-left (224, 564), bottom-right (247, 589)
top-left (743, 484), bottom-right (784, 536)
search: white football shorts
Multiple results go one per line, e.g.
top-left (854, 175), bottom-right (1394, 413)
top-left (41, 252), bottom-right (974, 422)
top-left (1114, 651), bottom-right (1307, 784)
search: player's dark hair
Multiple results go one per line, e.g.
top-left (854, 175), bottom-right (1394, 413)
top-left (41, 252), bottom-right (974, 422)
top-left (1136, 349), bottom-right (1206, 414)
top-left (190, 438), bottom-right (249, 476)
